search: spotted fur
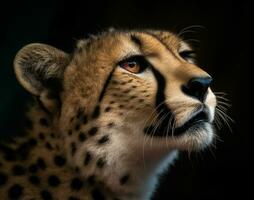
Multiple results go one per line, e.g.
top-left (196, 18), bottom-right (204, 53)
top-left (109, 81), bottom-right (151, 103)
top-left (0, 29), bottom-right (217, 199)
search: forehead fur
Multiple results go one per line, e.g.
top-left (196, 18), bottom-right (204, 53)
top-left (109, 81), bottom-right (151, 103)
top-left (74, 30), bottom-right (182, 60)
top-left (61, 30), bottom-right (184, 113)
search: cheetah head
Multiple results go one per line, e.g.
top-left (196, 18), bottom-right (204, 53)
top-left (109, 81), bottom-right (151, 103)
top-left (14, 30), bottom-right (216, 198)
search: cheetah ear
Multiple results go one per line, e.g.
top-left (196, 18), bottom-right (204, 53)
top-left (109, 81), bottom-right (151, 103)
top-left (14, 43), bottom-right (70, 96)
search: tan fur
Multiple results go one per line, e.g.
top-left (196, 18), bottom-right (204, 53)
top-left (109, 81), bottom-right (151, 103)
top-left (0, 29), bottom-right (216, 200)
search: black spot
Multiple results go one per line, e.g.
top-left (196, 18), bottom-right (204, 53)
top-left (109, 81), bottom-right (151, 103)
top-left (84, 152), bottom-right (92, 165)
top-left (91, 188), bottom-right (105, 200)
top-left (39, 118), bottom-right (49, 127)
top-left (69, 196), bottom-right (80, 200)
top-left (82, 115), bottom-right (88, 124)
top-left (71, 142), bottom-right (77, 155)
top-left (70, 116), bottom-right (75, 122)
top-left (132, 85), bottom-right (137, 88)
top-left (12, 164), bottom-right (26, 176)
top-left (68, 130), bottom-right (73, 136)
top-left (0, 172), bottom-right (7, 186)
top-left (8, 184), bottom-right (23, 199)
top-left (76, 108), bottom-right (84, 119)
top-left (48, 175), bottom-right (61, 187)
top-left (87, 175), bottom-right (96, 185)
top-left (139, 99), bottom-right (144, 102)
top-left (28, 175), bottom-right (40, 185)
top-left (120, 174), bottom-right (130, 185)
top-left (109, 101), bottom-right (115, 104)
top-left (76, 109), bottom-right (88, 124)
top-left (70, 178), bottom-right (83, 190)
top-left (38, 133), bottom-right (45, 140)
top-left (54, 155), bottom-right (66, 167)
top-left (92, 105), bottom-right (100, 119)
top-left (37, 157), bottom-right (46, 169)
top-left (78, 132), bottom-right (87, 142)
top-left (28, 164), bottom-right (38, 173)
top-left (28, 138), bottom-right (37, 146)
top-left (97, 135), bottom-right (109, 145)
top-left (75, 123), bottom-right (81, 131)
top-left (17, 141), bottom-right (32, 160)
top-left (107, 122), bottom-right (115, 128)
top-left (104, 107), bottom-right (111, 112)
top-left (50, 133), bottom-right (55, 138)
top-left (96, 158), bottom-right (106, 168)
top-left (74, 167), bottom-right (80, 172)
top-left (45, 142), bottom-right (53, 150)
top-left (123, 89), bottom-right (131, 93)
top-left (119, 105), bottom-right (124, 108)
top-left (88, 127), bottom-right (98, 136)
top-left (41, 190), bottom-right (52, 200)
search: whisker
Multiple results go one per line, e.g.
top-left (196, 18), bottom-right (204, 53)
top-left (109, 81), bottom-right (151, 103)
top-left (214, 92), bottom-right (228, 95)
top-left (177, 25), bottom-right (206, 38)
top-left (215, 108), bottom-right (233, 133)
top-left (150, 112), bottom-right (169, 146)
top-left (217, 101), bottom-right (232, 108)
top-left (214, 115), bottom-right (223, 130)
top-left (142, 102), bottom-right (168, 169)
top-left (216, 95), bottom-right (231, 102)
top-left (183, 38), bottom-right (201, 44)
top-left (216, 106), bottom-right (234, 123)
top-left (216, 104), bottom-right (228, 112)
top-left (144, 108), bottom-right (165, 144)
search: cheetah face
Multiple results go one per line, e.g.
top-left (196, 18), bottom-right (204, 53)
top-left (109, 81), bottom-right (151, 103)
top-left (96, 32), bottom-right (216, 151)
top-left (14, 30), bottom-right (216, 164)
top-left (14, 30), bottom-right (217, 197)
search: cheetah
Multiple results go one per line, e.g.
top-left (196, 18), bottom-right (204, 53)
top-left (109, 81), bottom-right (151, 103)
top-left (0, 29), bottom-right (217, 200)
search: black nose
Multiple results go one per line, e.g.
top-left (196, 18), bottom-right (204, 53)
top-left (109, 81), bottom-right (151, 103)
top-left (182, 76), bottom-right (213, 102)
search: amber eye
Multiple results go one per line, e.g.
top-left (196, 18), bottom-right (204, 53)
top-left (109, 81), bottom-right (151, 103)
top-left (119, 55), bottom-right (150, 74)
top-left (120, 61), bottom-right (141, 73)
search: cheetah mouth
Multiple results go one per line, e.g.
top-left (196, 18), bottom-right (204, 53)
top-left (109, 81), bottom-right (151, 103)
top-left (144, 107), bottom-right (211, 137)
top-left (174, 110), bottom-right (210, 135)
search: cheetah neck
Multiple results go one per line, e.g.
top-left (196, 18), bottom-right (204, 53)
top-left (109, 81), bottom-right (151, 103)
top-left (65, 109), bottom-right (179, 200)
top-left (0, 104), bottom-right (178, 200)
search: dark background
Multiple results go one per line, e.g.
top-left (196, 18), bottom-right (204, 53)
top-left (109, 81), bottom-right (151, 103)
top-left (0, 0), bottom-right (252, 199)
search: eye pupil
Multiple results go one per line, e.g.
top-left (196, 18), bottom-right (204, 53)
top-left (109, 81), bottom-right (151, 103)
top-left (128, 62), bottom-right (136, 68)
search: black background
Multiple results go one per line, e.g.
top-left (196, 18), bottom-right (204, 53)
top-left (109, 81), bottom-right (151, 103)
top-left (0, 0), bottom-right (252, 199)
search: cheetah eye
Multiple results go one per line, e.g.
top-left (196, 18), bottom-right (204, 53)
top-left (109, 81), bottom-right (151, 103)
top-left (120, 61), bottom-right (141, 73)
top-left (119, 55), bottom-right (150, 74)
top-left (179, 50), bottom-right (196, 61)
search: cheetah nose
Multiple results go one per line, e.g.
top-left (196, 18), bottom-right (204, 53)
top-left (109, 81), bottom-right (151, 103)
top-left (182, 76), bottom-right (213, 102)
